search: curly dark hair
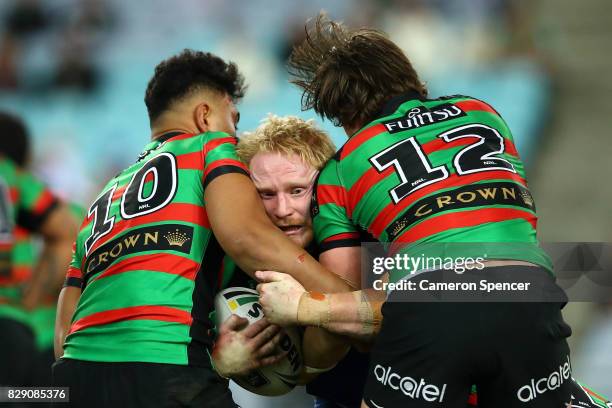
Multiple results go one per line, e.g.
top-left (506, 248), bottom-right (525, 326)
top-left (145, 49), bottom-right (246, 123)
top-left (288, 14), bottom-right (427, 128)
top-left (0, 112), bottom-right (29, 167)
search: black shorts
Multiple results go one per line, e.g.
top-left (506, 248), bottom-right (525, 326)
top-left (307, 347), bottom-right (370, 407)
top-left (468, 378), bottom-right (611, 407)
top-left (363, 266), bottom-right (574, 408)
top-left (52, 358), bottom-right (238, 408)
top-left (0, 317), bottom-right (37, 386)
top-left (30, 348), bottom-right (55, 387)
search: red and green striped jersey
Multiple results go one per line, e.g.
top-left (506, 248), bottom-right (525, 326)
top-left (0, 157), bottom-right (59, 324)
top-left (573, 380), bottom-right (611, 408)
top-left (63, 131), bottom-right (248, 366)
top-left (312, 93), bottom-right (552, 283)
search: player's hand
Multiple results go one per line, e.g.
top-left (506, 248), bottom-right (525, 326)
top-left (256, 270), bottom-right (306, 326)
top-left (211, 314), bottom-right (286, 378)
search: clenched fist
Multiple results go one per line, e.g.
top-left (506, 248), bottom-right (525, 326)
top-left (255, 270), bottom-right (306, 326)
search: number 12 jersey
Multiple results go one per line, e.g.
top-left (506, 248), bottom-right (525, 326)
top-left (312, 92), bottom-right (552, 284)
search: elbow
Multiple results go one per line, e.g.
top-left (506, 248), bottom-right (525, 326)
top-left (224, 229), bottom-right (258, 257)
top-left (44, 208), bottom-right (80, 244)
top-left (59, 216), bottom-right (79, 241)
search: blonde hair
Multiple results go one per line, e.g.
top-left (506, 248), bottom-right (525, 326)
top-left (237, 115), bottom-right (336, 170)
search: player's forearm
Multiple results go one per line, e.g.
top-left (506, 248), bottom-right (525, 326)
top-left (298, 289), bottom-right (384, 340)
top-left (54, 286), bottom-right (80, 359)
top-left (302, 326), bottom-right (349, 374)
top-left (226, 221), bottom-right (351, 293)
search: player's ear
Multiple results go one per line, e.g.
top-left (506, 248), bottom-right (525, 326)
top-left (195, 102), bottom-right (210, 132)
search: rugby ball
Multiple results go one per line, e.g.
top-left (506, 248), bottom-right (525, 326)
top-left (214, 287), bottom-right (303, 396)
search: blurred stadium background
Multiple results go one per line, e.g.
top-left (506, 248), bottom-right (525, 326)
top-left (0, 0), bottom-right (610, 405)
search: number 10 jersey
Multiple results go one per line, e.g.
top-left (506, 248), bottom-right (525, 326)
top-left (63, 131), bottom-right (248, 366)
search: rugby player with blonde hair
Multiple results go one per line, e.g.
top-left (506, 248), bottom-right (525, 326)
top-left (237, 115), bottom-right (334, 249)
top-left (212, 115), bottom-right (370, 408)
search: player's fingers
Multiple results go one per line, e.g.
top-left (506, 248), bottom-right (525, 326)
top-left (255, 270), bottom-right (287, 283)
top-left (257, 351), bottom-right (288, 368)
top-left (219, 314), bottom-right (249, 333)
top-left (251, 323), bottom-right (281, 350)
top-left (255, 331), bottom-right (287, 359)
top-left (254, 330), bottom-right (284, 358)
top-left (242, 317), bottom-right (271, 338)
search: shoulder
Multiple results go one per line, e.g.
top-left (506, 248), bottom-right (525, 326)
top-left (14, 166), bottom-right (49, 196)
top-left (317, 155), bottom-right (341, 183)
top-left (200, 131), bottom-right (237, 143)
top-left (437, 94), bottom-right (502, 117)
top-left (0, 157), bottom-right (18, 181)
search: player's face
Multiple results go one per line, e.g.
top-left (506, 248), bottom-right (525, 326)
top-left (249, 152), bottom-right (317, 248)
top-left (206, 93), bottom-right (240, 136)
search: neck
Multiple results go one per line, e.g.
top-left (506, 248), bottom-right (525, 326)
top-left (150, 110), bottom-right (199, 140)
top-left (150, 127), bottom-right (192, 140)
top-left (344, 122), bottom-right (364, 138)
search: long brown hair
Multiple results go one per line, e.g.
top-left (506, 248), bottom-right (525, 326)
top-left (289, 14), bottom-right (427, 129)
